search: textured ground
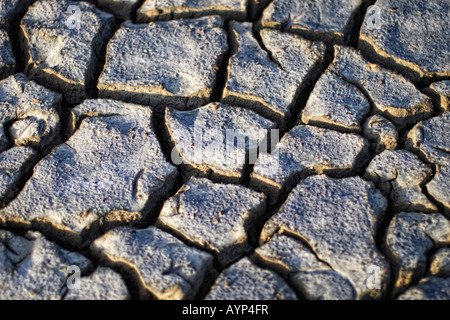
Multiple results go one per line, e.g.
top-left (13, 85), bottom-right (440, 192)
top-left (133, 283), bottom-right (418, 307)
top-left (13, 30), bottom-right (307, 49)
top-left (0, 0), bottom-right (449, 300)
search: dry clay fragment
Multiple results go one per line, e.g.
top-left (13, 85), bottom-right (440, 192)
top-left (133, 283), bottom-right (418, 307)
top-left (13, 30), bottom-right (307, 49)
top-left (0, 230), bottom-right (92, 300)
top-left (222, 22), bottom-right (326, 127)
top-left (426, 162), bottom-right (450, 217)
top-left (255, 234), bottom-right (329, 275)
top-left (0, 29), bottom-right (15, 80)
top-left (429, 248), bottom-right (450, 277)
top-left (0, 147), bottom-right (39, 206)
top-left (406, 112), bottom-right (450, 215)
top-left (91, 226), bottom-right (214, 300)
top-left (262, 0), bottom-right (363, 44)
top-left (21, 0), bottom-right (116, 104)
top-left (301, 70), bottom-right (370, 133)
top-left (254, 234), bottom-right (357, 300)
top-left (359, 0), bottom-right (450, 81)
top-left (363, 114), bottom-right (398, 153)
top-left (406, 112), bottom-right (450, 165)
top-left (329, 46), bottom-right (433, 128)
top-left (384, 212), bottom-right (450, 295)
top-left (364, 149), bottom-right (437, 213)
top-left (261, 175), bottom-right (389, 299)
top-left (0, 99), bottom-right (177, 247)
top-left (397, 277), bottom-right (450, 300)
top-left (99, 16), bottom-right (227, 110)
top-left (424, 80), bottom-right (450, 112)
top-left (137, 0), bottom-right (247, 22)
top-left (292, 270), bottom-right (357, 301)
top-left (158, 177), bottom-right (266, 266)
top-left (97, 0), bottom-right (141, 20)
top-left (0, 73), bottom-right (62, 153)
top-left (64, 266), bottom-right (130, 300)
top-left (250, 124), bottom-right (369, 202)
top-left (166, 102), bottom-right (275, 181)
top-left (205, 257), bottom-right (297, 300)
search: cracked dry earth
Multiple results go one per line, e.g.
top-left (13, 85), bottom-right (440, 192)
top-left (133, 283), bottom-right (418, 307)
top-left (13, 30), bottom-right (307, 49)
top-left (0, 0), bottom-right (448, 301)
